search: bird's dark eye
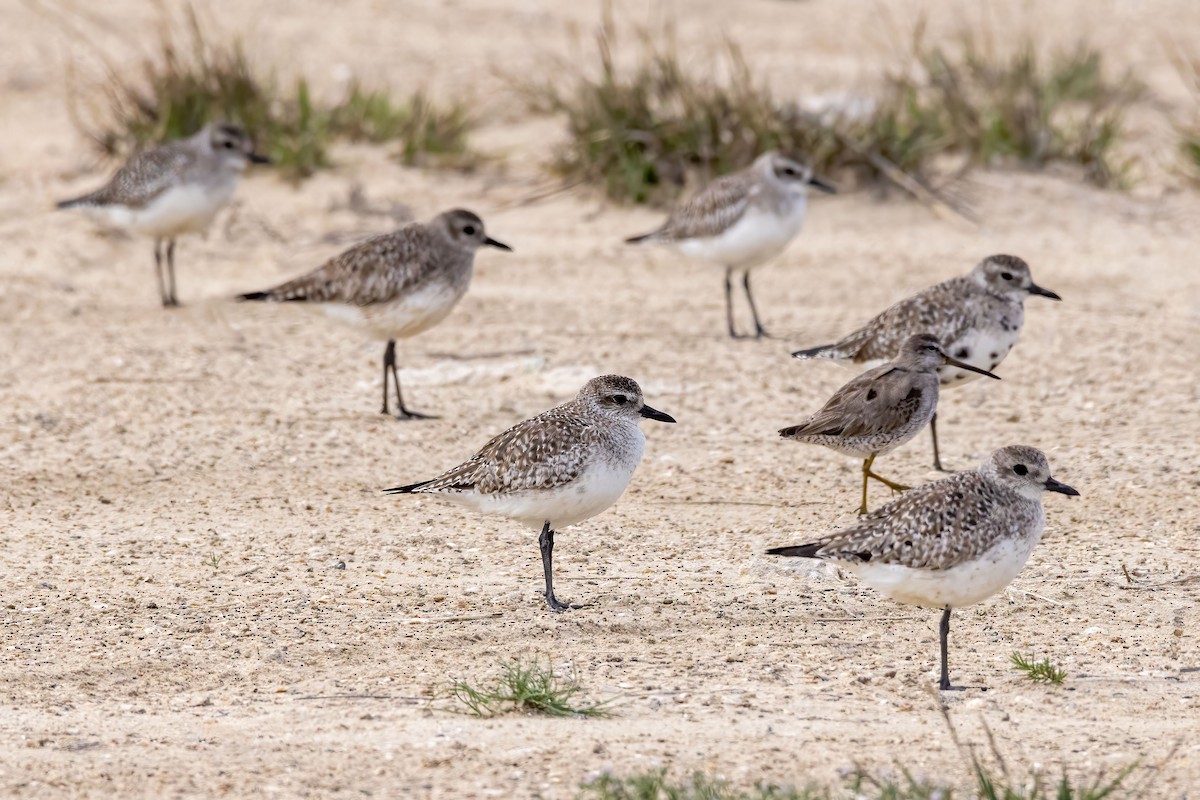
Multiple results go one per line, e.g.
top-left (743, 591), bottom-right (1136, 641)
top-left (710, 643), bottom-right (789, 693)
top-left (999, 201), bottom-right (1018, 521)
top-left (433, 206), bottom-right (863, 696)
top-left (1013, 464), bottom-right (1028, 476)
top-left (923, 345), bottom-right (938, 351)
top-left (223, 141), bottom-right (235, 149)
top-left (1001, 272), bottom-right (1013, 281)
top-left (612, 394), bottom-right (628, 405)
top-left (783, 167), bottom-right (797, 176)
top-left (462, 225), bottom-right (476, 235)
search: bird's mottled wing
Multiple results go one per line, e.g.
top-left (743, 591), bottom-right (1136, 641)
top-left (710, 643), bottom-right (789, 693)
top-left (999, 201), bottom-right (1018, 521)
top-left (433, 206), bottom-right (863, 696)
top-left (818, 277), bottom-right (977, 363)
top-left (415, 409), bottom-right (594, 495)
top-left (254, 226), bottom-right (436, 305)
top-left (783, 363), bottom-right (925, 440)
top-left (797, 471), bottom-right (1032, 569)
top-left (647, 172), bottom-right (754, 241)
top-left (72, 142), bottom-right (197, 209)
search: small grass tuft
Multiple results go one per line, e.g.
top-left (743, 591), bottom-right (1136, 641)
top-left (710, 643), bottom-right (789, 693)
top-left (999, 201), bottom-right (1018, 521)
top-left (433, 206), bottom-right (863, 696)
top-left (202, 552), bottom-right (223, 570)
top-left (1009, 651), bottom-right (1067, 685)
top-left (446, 657), bottom-right (612, 718)
top-left (69, 5), bottom-right (476, 179)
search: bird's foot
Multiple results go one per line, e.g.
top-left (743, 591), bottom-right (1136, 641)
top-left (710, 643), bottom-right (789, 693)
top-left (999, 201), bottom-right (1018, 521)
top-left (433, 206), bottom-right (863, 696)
top-left (544, 594), bottom-right (584, 613)
top-left (392, 408), bottom-right (439, 421)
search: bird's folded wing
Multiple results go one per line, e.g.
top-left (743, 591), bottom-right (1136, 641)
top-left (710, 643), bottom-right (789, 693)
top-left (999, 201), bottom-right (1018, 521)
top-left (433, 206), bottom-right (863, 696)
top-left (73, 145), bottom-right (196, 209)
top-left (790, 364), bottom-right (924, 439)
top-left (811, 473), bottom-right (1005, 569)
top-left (254, 228), bottom-right (432, 305)
top-left (653, 173), bottom-right (753, 241)
top-left (417, 413), bottom-right (595, 495)
top-left (846, 279), bottom-right (976, 362)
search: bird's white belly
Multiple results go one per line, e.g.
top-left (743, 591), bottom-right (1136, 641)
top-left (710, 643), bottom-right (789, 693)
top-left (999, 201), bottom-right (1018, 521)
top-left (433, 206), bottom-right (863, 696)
top-left (453, 453), bottom-right (641, 531)
top-left (319, 279), bottom-right (466, 340)
top-left (848, 531), bottom-right (1042, 609)
top-left (939, 326), bottom-right (1021, 386)
top-left (675, 202), bottom-right (806, 269)
top-left (105, 181), bottom-right (237, 238)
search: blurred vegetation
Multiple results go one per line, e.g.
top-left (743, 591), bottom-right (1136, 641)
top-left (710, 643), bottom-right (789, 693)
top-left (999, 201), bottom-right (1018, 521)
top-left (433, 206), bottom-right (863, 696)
top-left (1171, 51), bottom-right (1200, 182)
top-left (72, 6), bottom-right (475, 180)
top-left (578, 760), bottom-right (1139, 800)
top-left (520, 18), bottom-right (1143, 206)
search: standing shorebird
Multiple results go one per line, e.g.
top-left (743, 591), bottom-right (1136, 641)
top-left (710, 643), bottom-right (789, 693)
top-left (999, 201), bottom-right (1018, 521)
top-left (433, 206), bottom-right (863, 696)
top-left (768, 445), bottom-right (1079, 690)
top-left (625, 151), bottom-right (835, 339)
top-left (239, 209), bottom-right (510, 420)
top-left (385, 375), bottom-right (675, 612)
top-left (57, 123), bottom-right (269, 307)
top-left (780, 333), bottom-right (999, 515)
top-left (792, 255), bottom-right (1060, 470)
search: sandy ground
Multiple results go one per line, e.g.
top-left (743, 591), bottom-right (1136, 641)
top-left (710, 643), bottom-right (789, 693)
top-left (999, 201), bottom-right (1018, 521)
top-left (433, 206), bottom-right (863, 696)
top-left (2, 0), bottom-right (1200, 797)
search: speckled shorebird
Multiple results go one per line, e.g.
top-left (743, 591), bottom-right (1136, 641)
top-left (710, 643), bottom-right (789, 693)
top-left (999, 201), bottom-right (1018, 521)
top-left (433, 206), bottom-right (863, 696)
top-left (57, 123), bottom-right (269, 307)
top-left (385, 375), bottom-right (675, 611)
top-left (792, 255), bottom-right (1060, 470)
top-left (625, 151), bottom-right (835, 339)
top-left (239, 209), bottom-right (510, 419)
top-left (781, 334), bottom-right (999, 515)
top-left (768, 444), bottom-right (1078, 690)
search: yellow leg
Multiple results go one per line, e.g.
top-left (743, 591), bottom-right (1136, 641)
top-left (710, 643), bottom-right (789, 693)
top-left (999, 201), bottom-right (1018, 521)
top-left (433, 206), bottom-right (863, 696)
top-left (859, 455), bottom-right (873, 515)
top-left (866, 460), bottom-right (910, 494)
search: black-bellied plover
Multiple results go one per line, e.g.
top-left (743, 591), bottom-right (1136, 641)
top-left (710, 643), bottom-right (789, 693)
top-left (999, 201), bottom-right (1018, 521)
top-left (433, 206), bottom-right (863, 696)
top-left (625, 151), bottom-right (835, 339)
top-left (385, 375), bottom-right (675, 612)
top-left (768, 444), bottom-right (1078, 689)
top-left (780, 333), bottom-right (998, 514)
top-left (239, 209), bottom-right (510, 419)
top-left (57, 123), bottom-right (269, 307)
top-left (792, 255), bottom-right (1060, 469)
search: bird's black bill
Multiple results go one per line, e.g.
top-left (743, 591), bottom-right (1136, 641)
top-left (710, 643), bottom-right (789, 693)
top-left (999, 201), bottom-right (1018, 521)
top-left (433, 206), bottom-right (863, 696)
top-left (248, 152), bottom-right (272, 164)
top-left (1043, 477), bottom-right (1080, 496)
top-left (1028, 282), bottom-right (1061, 301)
top-left (942, 355), bottom-right (1001, 380)
top-left (484, 236), bottom-right (512, 251)
top-left (639, 404), bottom-right (676, 423)
top-left (808, 175), bottom-right (837, 194)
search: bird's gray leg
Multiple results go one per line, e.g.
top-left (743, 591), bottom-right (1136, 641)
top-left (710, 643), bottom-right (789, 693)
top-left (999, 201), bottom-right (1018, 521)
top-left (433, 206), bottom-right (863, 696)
top-left (743, 270), bottom-right (768, 339)
top-left (165, 239), bottom-right (179, 307)
top-left (724, 267), bottom-right (742, 338)
top-left (939, 606), bottom-right (952, 690)
top-left (153, 238), bottom-right (167, 307)
top-left (930, 414), bottom-right (950, 472)
top-left (539, 523), bottom-right (580, 612)
top-left (383, 339), bottom-right (437, 421)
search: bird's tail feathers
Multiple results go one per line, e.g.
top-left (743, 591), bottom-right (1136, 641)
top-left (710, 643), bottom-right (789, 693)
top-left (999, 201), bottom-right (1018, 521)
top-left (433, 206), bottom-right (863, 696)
top-left (791, 343), bottom-right (838, 360)
top-left (624, 231), bottom-right (660, 245)
top-left (766, 543), bottom-right (823, 559)
top-left (383, 479), bottom-right (434, 495)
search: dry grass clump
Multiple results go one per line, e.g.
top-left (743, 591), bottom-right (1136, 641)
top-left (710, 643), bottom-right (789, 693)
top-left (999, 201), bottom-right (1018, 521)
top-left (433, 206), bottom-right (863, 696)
top-left (525, 18), bottom-right (1142, 206)
top-left (71, 6), bottom-right (475, 180)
